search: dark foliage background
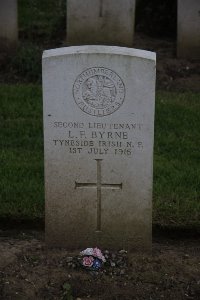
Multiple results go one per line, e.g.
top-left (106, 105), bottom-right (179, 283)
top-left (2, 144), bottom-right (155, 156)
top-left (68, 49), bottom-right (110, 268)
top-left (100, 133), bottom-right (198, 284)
top-left (136, 0), bottom-right (177, 38)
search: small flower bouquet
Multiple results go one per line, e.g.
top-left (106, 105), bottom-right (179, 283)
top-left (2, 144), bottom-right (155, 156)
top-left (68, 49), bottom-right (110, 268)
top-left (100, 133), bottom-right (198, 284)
top-left (80, 247), bottom-right (106, 270)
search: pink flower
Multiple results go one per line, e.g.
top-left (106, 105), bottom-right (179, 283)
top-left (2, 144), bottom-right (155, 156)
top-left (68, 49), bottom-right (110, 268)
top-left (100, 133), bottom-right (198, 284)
top-left (93, 247), bottom-right (102, 258)
top-left (82, 256), bottom-right (94, 267)
top-left (93, 247), bottom-right (106, 262)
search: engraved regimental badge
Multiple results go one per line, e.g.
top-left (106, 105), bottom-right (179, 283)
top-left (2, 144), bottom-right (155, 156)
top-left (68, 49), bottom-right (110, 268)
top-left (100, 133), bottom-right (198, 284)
top-left (73, 67), bottom-right (125, 117)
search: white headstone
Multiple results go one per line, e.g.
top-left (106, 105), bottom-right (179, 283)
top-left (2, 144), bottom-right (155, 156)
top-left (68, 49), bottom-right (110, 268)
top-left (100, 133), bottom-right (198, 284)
top-left (177, 0), bottom-right (200, 59)
top-left (67, 0), bottom-right (136, 47)
top-left (0, 0), bottom-right (18, 45)
top-left (43, 46), bottom-right (156, 251)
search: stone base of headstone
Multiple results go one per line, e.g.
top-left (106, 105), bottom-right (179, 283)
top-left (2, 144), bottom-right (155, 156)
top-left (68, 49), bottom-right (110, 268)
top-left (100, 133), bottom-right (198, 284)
top-left (67, 0), bottom-right (136, 47)
top-left (177, 0), bottom-right (200, 59)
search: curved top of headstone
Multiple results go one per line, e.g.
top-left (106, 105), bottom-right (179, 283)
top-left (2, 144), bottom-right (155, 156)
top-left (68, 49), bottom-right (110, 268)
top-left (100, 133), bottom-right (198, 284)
top-left (43, 46), bottom-right (156, 62)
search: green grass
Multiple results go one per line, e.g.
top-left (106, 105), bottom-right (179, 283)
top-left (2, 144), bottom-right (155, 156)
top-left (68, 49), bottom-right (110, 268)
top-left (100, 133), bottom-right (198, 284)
top-left (0, 85), bottom-right (44, 219)
top-left (0, 86), bottom-right (200, 227)
top-left (154, 91), bottom-right (200, 226)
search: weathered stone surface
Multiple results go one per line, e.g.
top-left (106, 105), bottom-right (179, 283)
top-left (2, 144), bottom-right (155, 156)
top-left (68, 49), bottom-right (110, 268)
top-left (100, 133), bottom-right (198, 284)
top-left (177, 0), bottom-right (200, 59)
top-left (67, 0), bottom-right (135, 46)
top-left (0, 0), bottom-right (18, 45)
top-left (43, 46), bottom-right (156, 251)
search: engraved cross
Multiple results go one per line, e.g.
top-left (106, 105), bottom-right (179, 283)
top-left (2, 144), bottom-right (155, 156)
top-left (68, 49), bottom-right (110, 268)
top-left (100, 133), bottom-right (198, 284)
top-left (75, 159), bottom-right (122, 231)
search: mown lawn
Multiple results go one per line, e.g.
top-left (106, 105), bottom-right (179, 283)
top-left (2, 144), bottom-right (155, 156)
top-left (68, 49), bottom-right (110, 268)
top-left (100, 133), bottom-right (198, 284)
top-left (0, 85), bottom-right (44, 219)
top-left (0, 85), bottom-right (200, 227)
top-left (154, 91), bottom-right (200, 227)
